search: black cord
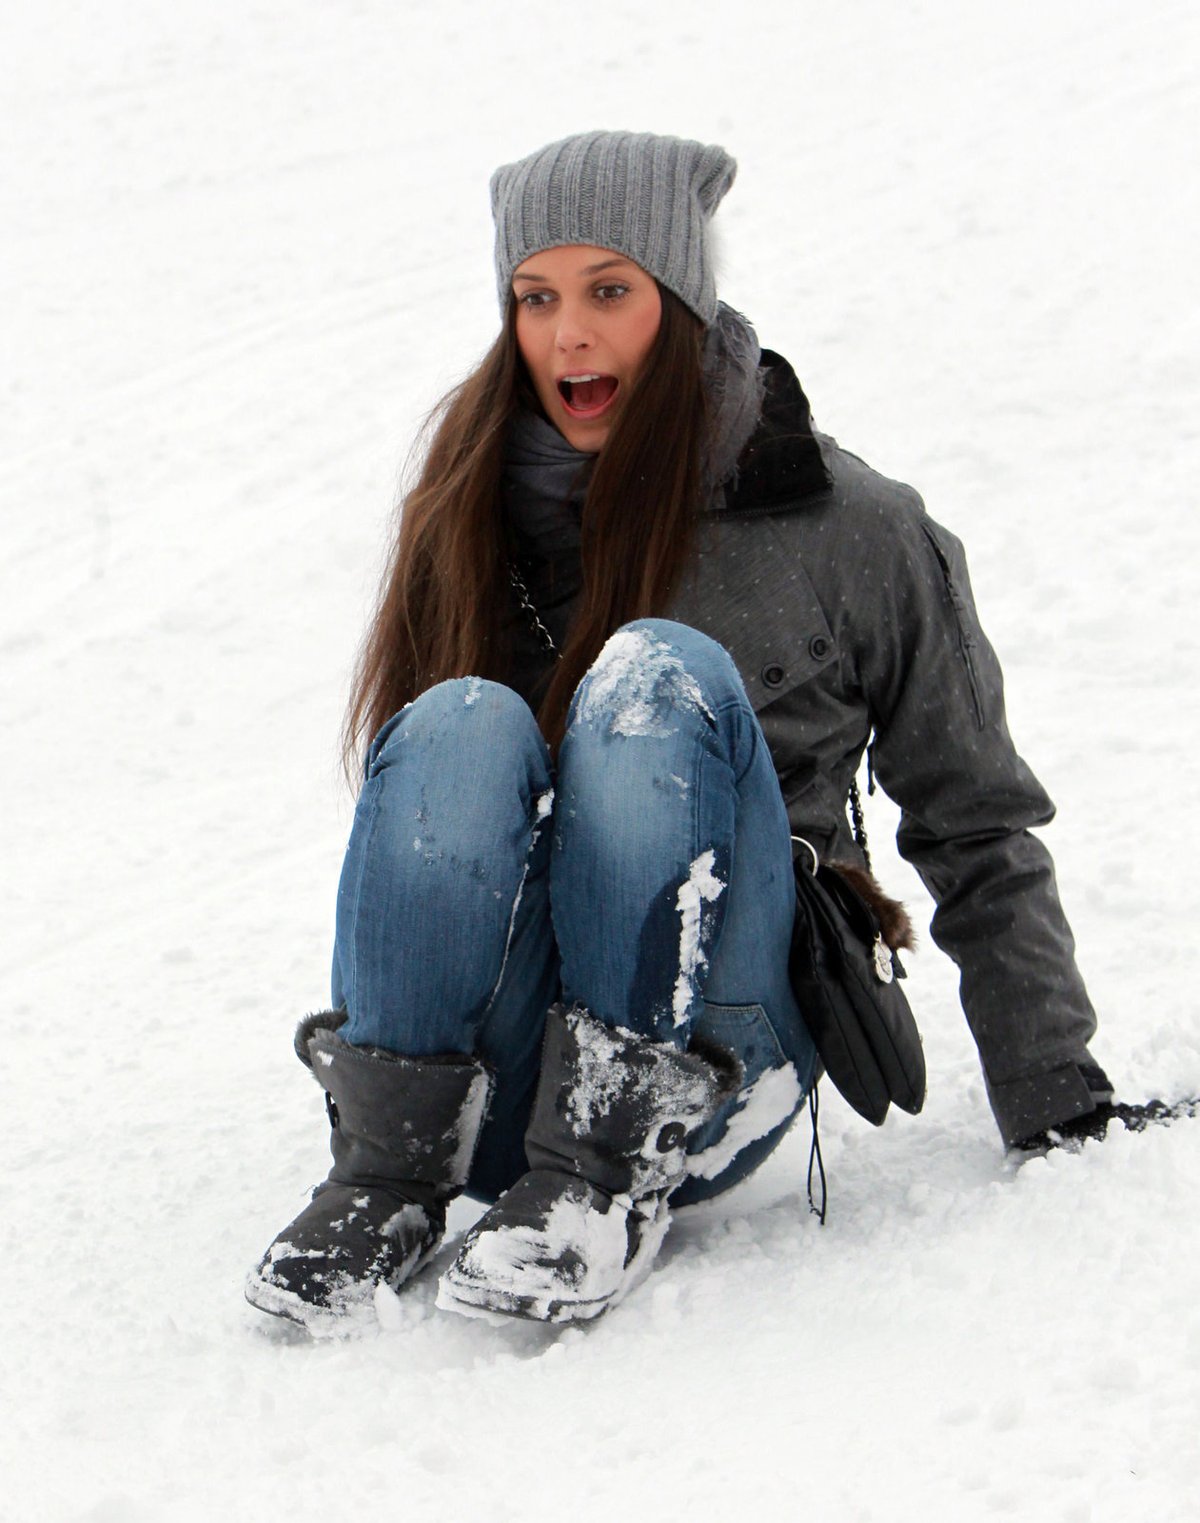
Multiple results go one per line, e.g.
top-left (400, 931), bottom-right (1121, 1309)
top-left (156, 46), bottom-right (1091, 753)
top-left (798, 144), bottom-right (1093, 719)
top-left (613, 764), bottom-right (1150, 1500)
top-left (806, 1082), bottom-right (827, 1226)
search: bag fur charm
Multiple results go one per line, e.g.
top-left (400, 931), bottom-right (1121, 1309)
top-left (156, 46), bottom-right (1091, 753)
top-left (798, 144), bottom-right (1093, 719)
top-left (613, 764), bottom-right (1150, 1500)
top-left (789, 839), bottom-right (926, 1126)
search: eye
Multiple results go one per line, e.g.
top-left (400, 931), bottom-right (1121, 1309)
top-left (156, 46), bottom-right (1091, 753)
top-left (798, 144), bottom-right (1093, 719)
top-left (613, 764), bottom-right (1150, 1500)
top-left (517, 290), bottom-right (554, 309)
top-left (594, 283), bottom-right (630, 303)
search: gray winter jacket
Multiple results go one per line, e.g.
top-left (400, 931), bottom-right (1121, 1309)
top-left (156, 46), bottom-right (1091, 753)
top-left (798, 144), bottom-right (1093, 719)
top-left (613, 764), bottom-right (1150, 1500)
top-left (668, 352), bottom-right (1101, 1146)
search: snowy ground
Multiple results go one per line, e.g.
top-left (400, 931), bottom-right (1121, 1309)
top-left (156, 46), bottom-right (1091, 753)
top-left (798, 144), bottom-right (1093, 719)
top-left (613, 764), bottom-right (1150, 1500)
top-left (4, 1), bottom-right (1199, 1519)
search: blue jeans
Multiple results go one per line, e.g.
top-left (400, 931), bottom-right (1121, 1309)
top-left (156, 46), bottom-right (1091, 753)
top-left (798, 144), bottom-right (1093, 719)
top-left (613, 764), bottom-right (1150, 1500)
top-left (331, 619), bottom-right (817, 1205)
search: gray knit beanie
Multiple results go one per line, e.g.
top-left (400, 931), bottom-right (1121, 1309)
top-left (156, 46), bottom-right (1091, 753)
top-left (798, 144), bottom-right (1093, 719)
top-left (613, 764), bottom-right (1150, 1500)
top-left (490, 130), bottom-right (736, 326)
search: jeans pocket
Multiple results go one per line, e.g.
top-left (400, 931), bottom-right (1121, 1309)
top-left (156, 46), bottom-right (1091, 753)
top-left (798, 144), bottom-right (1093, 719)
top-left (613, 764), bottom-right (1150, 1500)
top-left (675, 1000), bottom-right (807, 1203)
top-left (692, 1000), bottom-right (788, 1090)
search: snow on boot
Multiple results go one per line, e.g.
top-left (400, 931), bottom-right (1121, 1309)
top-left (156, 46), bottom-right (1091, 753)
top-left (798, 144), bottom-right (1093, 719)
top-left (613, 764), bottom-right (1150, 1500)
top-left (437, 1003), bottom-right (741, 1325)
top-left (246, 1014), bottom-right (492, 1333)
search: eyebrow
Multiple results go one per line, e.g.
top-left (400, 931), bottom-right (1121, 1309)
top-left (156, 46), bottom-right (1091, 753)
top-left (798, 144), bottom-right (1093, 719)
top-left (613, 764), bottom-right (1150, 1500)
top-left (512, 256), bottom-right (634, 283)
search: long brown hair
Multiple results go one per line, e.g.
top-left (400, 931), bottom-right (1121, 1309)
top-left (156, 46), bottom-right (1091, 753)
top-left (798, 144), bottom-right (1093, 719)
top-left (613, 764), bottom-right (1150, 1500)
top-left (343, 286), bottom-right (708, 778)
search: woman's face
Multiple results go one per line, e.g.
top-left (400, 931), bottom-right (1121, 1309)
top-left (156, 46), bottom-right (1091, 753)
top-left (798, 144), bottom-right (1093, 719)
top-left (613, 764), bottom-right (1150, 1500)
top-left (512, 244), bottom-right (663, 453)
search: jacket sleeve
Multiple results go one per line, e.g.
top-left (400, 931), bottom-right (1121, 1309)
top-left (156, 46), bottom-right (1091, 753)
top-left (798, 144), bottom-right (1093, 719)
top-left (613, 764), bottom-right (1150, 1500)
top-left (856, 503), bottom-right (1100, 1141)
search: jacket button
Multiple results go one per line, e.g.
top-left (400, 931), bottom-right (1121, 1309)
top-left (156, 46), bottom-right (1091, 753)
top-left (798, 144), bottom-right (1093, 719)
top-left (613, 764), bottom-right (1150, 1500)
top-left (809, 634), bottom-right (831, 660)
top-left (656, 1122), bottom-right (687, 1153)
top-left (761, 662), bottom-right (785, 688)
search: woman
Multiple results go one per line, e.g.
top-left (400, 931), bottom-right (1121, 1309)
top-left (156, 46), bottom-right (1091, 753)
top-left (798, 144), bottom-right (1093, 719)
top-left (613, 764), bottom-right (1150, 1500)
top-left (245, 130), bottom-right (1161, 1333)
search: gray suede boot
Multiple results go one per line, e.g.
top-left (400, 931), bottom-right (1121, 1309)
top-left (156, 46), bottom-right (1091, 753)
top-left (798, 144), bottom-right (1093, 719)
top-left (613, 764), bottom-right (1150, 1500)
top-left (437, 1004), bottom-right (740, 1324)
top-left (246, 1013), bottom-right (492, 1332)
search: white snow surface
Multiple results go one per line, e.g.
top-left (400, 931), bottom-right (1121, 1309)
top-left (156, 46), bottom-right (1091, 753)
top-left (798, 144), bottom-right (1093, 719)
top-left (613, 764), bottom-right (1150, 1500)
top-left (4, 2), bottom-right (1199, 1520)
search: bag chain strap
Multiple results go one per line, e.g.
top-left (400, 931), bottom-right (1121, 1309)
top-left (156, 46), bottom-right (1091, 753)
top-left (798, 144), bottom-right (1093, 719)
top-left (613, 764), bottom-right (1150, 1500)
top-left (847, 776), bottom-right (871, 872)
top-left (508, 561), bottom-right (560, 659)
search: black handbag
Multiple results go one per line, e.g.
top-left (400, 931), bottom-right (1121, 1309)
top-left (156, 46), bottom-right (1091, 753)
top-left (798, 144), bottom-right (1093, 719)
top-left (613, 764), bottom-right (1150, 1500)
top-left (789, 835), bottom-right (926, 1126)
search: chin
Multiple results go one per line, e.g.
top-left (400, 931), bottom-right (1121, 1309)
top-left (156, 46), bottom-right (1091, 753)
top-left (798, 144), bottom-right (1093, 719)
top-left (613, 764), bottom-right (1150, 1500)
top-left (561, 422), bottom-right (610, 453)
top-left (556, 405), bottom-right (618, 453)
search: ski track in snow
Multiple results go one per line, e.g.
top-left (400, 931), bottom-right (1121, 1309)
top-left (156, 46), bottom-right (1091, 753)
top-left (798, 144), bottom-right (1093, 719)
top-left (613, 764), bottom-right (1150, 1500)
top-left (4, 2), bottom-right (1199, 1519)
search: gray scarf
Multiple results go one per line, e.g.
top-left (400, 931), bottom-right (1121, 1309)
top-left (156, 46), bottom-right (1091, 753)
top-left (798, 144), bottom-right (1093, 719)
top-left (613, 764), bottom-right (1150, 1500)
top-left (502, 409), bottom-right (590, 557)
top-left (503, 302), bottom-right (764, 552)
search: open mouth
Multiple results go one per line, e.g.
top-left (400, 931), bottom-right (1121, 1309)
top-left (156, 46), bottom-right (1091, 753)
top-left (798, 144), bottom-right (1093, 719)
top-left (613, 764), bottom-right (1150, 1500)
top-left (557, 373), bottom-right (619, 418)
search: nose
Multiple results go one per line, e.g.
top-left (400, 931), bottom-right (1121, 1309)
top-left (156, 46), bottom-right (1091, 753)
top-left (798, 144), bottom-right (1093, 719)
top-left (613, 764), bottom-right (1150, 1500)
top-left (554, 298), bottom-right (595, 352)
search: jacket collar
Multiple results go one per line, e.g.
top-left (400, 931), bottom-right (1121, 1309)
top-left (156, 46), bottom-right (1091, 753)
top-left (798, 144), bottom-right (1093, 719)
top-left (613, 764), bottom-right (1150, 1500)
top-left (716, 350), bottom-right (832, 516)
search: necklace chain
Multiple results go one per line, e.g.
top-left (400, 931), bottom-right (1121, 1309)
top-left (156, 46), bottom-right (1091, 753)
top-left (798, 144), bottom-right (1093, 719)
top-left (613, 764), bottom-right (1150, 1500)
top-left (508, 561), bottom-right (561, 660)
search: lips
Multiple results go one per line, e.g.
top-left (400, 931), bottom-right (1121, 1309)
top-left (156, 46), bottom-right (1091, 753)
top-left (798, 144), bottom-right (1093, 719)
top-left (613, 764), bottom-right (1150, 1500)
top-left (557, 373), bottom-right (619, 418)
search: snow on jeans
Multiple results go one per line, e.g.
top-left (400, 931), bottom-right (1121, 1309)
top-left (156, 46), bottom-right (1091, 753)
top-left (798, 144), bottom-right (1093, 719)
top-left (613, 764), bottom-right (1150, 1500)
top-left (331, 618), bottom-right (818, 1206)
